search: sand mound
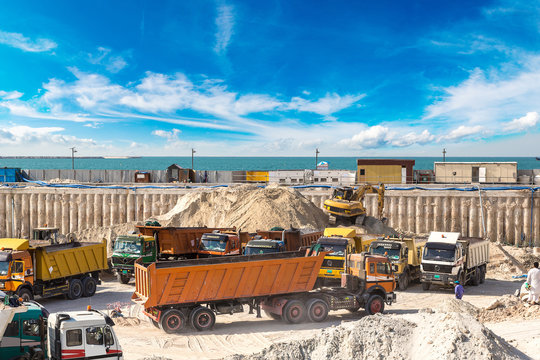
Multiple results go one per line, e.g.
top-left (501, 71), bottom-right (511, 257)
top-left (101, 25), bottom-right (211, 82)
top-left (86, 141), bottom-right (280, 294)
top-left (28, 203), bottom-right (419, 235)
top-left (157, 185), bottom-right (328, 232)
top-left (226, 308), bottom-right (520, 360)
top-left (113, 316), bottom-right (141, 327)
top-left (432, 298), bottom-right (479, 317)
top-left (71, 222), bottom-right (138, 257)
top-left (479, 294), bottom-right (540, 323)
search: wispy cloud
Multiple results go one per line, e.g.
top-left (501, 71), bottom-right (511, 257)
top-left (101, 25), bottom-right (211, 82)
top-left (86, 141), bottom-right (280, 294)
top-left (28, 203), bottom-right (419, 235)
top-left (0, 90), bottom-right (23, 100)
top-left (0, 125), bottom-right (95, 146)
top-left (0, 30), bottom-right (57, 52)
top-left (338, 125), bottom-right (434, 149)
top-left (88, 47), bottom-right (128, 73)
top-left (503, 111), bottom-right (539, 132)
top-left (439, 125), bottom-right (485, 142)
top-left (214, 4), bottom-right (235, 55)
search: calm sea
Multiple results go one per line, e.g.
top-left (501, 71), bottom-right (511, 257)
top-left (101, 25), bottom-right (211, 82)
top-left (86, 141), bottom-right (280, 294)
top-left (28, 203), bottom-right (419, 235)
top-left (0, 157), bottom-right (538, 171)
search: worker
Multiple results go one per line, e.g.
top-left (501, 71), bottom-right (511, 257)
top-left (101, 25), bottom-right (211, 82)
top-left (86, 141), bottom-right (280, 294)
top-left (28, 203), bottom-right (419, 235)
top-left (454, 280), bottom-right (464, 300)
top-left (526, 261), bottom-right (540, 305)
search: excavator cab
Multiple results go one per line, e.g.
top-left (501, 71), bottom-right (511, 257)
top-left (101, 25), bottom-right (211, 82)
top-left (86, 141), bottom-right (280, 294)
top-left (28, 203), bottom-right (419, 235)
top-left (332, 187), bottom-right (355, 201)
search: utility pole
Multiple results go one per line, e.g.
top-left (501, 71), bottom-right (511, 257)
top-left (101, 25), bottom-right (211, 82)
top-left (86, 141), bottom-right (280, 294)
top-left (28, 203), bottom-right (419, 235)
top-left (443, 148), bottom-right (446, 162)
top-left (191, 148), bottom-right (196, 169)
top-left (315, 148), bottom-right (320, 169)
top-left (70, 147), bottom-right (77, 169)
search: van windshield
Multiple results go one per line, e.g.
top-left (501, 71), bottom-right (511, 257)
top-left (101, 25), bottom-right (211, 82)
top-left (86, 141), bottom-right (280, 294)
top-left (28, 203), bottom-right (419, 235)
top-left (114, 240), bottom-right (141, 254)
top-left (0, 261), bottom-right (8, 275)
top-left (423, 247), bottom-right (455, 261)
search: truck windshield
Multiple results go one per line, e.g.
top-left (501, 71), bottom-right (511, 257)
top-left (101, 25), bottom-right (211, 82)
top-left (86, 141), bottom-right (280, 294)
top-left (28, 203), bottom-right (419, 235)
top-left (244, 247), bottom-right (276, 255)
top-left (371, 247), bottom-right (400, 260)
top-left (423, 247), bottom-right (455, 261)
top-left (319, 244), bottom-right (346, 256)
top-left (114, 240), bottom-right (141, 254)
top-left (0, 261), bottom-right (8, 275)
top-left (200, 239), bottom-right (227, 252)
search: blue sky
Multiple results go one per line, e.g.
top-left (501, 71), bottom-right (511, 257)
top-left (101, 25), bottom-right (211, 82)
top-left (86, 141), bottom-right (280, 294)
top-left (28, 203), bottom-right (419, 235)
top-left (0, 0), bottom-right (539, 156)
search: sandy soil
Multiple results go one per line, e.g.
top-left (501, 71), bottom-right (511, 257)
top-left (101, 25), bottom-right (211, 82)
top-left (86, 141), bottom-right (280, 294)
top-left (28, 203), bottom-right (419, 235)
top-left (36, 273), bottom-right (538, 360)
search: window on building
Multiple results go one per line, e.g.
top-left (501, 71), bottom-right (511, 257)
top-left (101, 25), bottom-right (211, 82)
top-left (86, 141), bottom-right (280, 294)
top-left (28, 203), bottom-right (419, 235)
top-left (86, 327), bottom-right (104, 345)
top-left (359, 169), bottom-right (365, 176)
top-left (332, 178), bottom-right (338, 182)
top-left (291, 178), bottom-right (297, 183)
top-left (66, 329), bottom-right (82, 347)
top-left (320, 178), bottom-right (327, 182)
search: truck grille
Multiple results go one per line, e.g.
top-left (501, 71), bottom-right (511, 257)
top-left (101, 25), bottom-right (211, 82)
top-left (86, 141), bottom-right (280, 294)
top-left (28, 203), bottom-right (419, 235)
top-left (422, 263), bottom-right (453, 273)
top-left (112, 257), bottom-right (136, 266)
top-left (322, 259), bottom-right (344, 269)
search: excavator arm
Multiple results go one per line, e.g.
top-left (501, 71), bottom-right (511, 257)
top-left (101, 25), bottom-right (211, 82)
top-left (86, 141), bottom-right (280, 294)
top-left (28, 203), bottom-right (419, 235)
top-left (350, 184), bottom-right (385, 219)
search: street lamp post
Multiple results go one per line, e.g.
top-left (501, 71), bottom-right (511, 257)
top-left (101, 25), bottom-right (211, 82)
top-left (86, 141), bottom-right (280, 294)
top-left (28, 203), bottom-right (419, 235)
top-left (70, 147), bottom-right (77, 169)
top-left (443, 148), bottom-right (446, 162)
top-left (191, 148), bottom-right (196, 170)
top-left (315, 148), bottom-right (320, 169)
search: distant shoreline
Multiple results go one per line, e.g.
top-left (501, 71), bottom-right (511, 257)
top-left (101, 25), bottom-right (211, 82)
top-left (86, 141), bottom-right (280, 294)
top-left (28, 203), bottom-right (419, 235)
top-left (0, 156), bottom-right (142, 159)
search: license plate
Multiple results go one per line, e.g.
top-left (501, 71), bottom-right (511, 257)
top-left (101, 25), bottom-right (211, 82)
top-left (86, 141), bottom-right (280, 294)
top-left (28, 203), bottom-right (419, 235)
top-left (434, 275), bottom-right (440, 279)
top-left (123, 270), bottom-right (128, 274)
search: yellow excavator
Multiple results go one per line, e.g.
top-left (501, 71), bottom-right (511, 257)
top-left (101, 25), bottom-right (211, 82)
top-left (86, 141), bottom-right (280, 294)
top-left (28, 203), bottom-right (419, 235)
top-left (322, 184), bottom-right (385, 226)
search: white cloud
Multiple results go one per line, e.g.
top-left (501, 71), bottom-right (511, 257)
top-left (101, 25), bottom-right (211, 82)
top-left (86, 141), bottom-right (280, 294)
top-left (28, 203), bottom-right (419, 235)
top-left (88, 47), bottom-right (128, 73)
top-left (214, 4), bottom-right (235, 55)
top-left (83, 122), bottom-right (102, 129)
top-left (0, 125), bottom-right (95, 146)
top-left (152, 128), bottom-right (181, 141)
top-left (0, 30), bottom-right (57, 52)
top-left (503, 111), bottom-right (539, 132)
top-left (287, 93), bottom-right (365, 116)
top-left (0, 90), bottom-right (23, 100)
top-left (439, 125), bottom-right (484, 141)
top-left (338, 125), bottom-right (434, 149)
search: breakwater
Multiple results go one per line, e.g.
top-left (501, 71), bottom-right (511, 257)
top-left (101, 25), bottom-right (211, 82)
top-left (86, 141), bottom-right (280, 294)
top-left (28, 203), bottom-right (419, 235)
top-left (0, 187), bottom-right (537, 246)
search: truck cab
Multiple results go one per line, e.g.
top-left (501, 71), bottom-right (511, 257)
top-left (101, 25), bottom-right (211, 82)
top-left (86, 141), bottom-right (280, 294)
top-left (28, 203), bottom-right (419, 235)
top-left (198, 232), bottom-right (241, 257)
top-left (315, 237), bottom-right (355, 286)
top-left (48, 309), bottom-right (123, 360)
top-left (0, 239), bottom-right (35, 300)
top-left (244, 239), bottom-right (286, 255)
top-left (111, 235), bottom-right (156, 284)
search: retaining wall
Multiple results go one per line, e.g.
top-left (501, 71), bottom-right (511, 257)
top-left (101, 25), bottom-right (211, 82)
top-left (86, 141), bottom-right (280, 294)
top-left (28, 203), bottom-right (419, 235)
top-left (0, 187), bottom-right (537, 246)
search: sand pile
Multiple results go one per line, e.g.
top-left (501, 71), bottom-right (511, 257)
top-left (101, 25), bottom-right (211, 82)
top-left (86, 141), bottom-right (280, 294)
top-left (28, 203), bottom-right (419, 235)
top-left (157, 185), bottom-right (328, 232)
top-left (113, 316), bottom-right (141, 327)
top-left (479, 295), bottom-right (540, 323)
top-left (226, 301), bottom-right (520, 360)
top-left (71, 222), bottom-right (138, 256)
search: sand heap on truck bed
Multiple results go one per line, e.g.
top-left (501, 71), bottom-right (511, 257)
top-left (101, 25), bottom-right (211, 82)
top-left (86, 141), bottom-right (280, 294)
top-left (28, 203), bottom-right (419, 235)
top-left (157, 184), bottom-right (328, 232)
top-left (226, 299), bottom-right (522, 360)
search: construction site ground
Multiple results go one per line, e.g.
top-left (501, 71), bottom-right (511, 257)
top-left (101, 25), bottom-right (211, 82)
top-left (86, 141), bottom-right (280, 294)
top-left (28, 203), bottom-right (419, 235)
top-left (38, 256), bottom-right (539, 359)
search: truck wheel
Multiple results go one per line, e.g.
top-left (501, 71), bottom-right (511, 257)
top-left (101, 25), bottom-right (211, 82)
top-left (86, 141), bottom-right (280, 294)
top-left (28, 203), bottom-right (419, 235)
top-left (17, 287), bottom-right (34, 301)
top-left (151, 319), bottom-right (160, 328)
top-left (480, 267), bottom-right (486, 284)
top-left (471, 269), bottom-right (480, 286)
top-left (365, 295), bottom-right (385, 315)
top-left (282, 300), bottom-right (307, 324)
top-left (117, 273), bottom-right (131, 284)
top-left (264, 310), bottom-right (281, 320)
top-left (67, 279), bottom-right (83, 300)
top-left (160, 309), bottom-right (186, 334)
top-left (306, 298), bottom-right (329, 322)
top-left (82, 277), bottom-right (97, 297)
top-left (398, 272), bottom-right (409, 291)
top-left (190, 307), bottom-right (216, 331)
top-left (421, 282), bottom-right (431, 291)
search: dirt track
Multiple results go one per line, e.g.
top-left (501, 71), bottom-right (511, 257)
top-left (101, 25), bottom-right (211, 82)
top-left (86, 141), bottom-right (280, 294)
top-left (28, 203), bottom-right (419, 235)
top-left (36, 274), bottom-right (539, 359)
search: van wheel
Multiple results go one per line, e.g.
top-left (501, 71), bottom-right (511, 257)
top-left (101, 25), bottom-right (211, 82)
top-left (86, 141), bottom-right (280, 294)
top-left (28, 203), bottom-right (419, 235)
top-left (67, 279), bottom-right (83, 300)
top-left (365, 295), bottom-right (385, 315)
top-left (282, 300), bottom-right (307, 324)
top-left (17, 288), bottom-right (34, 301)
top-left (190, 307), bottom-right (216, 331)
top-left (160, 309), bottom-right (186, 334)
top-left (82, 277), bottom-right (97, 297)
top-left (422, 282), bottom-right (431, 291)
top-left (306, 298), bottom-right (329, 322)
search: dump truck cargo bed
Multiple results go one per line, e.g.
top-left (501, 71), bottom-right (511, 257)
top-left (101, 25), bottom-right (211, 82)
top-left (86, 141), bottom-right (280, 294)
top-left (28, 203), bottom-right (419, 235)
top-left (32, 241), bottom-right (108, 281)
top-left (133, 250), bottom-right (326, 309)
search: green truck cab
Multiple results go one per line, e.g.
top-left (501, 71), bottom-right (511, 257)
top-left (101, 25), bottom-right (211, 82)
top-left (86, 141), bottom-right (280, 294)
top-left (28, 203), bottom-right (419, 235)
top-left (1, 300), bottom-right (49, 359)
top-left (111, 235), bottom-right (156, 284)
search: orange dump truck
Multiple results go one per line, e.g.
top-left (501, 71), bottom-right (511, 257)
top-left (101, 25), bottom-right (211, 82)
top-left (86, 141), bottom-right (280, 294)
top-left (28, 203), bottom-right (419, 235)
top-left (132, 251), bottom-right (396, 333)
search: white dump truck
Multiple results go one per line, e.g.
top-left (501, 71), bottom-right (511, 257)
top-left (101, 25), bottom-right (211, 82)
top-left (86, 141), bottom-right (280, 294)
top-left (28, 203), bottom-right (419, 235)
top-left (0, 298), bottom-right (123, 359)
top-left (420, 232), bottom-right (489, 290)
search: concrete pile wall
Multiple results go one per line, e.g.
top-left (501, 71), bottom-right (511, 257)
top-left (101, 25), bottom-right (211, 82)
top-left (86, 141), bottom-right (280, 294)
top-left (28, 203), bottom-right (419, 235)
top-left (0, 187), bottom-right (538, 246)
top-left (24, 169), bottom-right (168, 183)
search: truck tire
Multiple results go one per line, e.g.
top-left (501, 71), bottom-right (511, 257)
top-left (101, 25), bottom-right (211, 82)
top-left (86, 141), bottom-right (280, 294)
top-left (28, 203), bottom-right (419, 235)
top-left (17, 287), bottom-right (34, 301)
top-left (117, 273), bottom-right (131, 284)
top-left (421, 282), bottom-right (431, 291)
top-left (365, 295), bottom-right (385, 315)
top-left (82, 277), bottom-right (97, 297)
top-left (67, 279), bottom-right (83, 300)
top-left (151, 319), bottom-right (160, 328)
top-left (282, 300), bottom-right (307, 324)
top-left (190, 306), bottom-right (216, 331)
top-left (306, 298), bottom-right (329, 322)
top-left (398, 272), bottom-right (409, 291)
top-left (264, 310), bottom-right (281, 320)
top-left (160, 309), bottom-right (186, 334)
top-left (471, 269), bottom-right (480, 286)
top-left (480, 267), bottom-right (486, 284)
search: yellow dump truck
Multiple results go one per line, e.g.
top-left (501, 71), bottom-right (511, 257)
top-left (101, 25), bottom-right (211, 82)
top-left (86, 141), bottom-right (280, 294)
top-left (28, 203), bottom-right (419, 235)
top-left (0, 238), bottom-right (107, 301)
top-left (315, 228), bottom-right (378, 286)
top-left (369, 236), bottom-right (426, 290)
